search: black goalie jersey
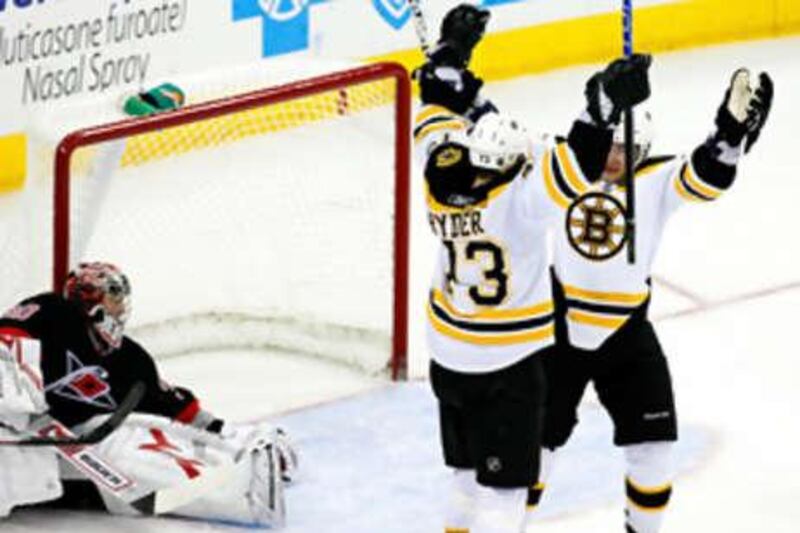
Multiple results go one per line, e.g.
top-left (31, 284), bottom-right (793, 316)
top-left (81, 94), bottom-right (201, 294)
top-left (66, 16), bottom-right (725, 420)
top-left (0, 293), bottom-right (202, 428)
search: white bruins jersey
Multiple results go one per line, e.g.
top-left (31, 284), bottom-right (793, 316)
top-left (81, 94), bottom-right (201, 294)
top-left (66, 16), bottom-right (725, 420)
top-left (554, 152), bottom-right (731, 350)
top-left (416, 105), bottom-right (595, 373)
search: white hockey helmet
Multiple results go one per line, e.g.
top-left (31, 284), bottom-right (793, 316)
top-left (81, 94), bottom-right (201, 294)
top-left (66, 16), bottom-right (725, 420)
top-left (612, 108), bottom-right (655, 166)
top-left (468, 113), bottom-right (530, 172)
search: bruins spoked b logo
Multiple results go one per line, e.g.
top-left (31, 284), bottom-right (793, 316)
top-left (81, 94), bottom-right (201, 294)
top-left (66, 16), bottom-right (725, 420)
top-left (566, 192), bottom-right (628, 261)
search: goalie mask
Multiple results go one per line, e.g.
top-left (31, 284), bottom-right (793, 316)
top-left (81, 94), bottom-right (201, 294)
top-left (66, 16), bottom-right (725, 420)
top-left (64, 262), bottom-right (131, 353)
top-left (612, 108), bottom-right (655, 167)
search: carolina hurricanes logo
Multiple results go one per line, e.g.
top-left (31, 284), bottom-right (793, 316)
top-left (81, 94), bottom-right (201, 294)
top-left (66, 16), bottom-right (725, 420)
top-left (139, 428), bottom-right (204, 479)
top-left (566, 192), bottom-right (628, 261)
top-left (44, 351), bottom-right (117, 410)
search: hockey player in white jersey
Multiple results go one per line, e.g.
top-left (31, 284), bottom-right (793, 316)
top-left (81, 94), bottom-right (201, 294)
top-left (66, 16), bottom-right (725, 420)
top-left (414, 5), bottom-right (652, 532)
top-left (528, 69), bottom-right (774, 532)
top-left (0, 262), bottom-right (298, 527)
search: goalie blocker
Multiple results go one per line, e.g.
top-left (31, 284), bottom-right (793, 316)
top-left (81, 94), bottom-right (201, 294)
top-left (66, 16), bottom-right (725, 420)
top-left (0, 262), bottom-right (298, 526)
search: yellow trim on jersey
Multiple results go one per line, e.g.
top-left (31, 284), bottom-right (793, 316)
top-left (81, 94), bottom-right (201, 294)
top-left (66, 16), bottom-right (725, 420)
top-left (555, 142), bottom-right (589, 195)
top-left (542, 149), bottom-right (571, 210)
top-left (414, 120), bottom-right (467, 144)
top-left (415, 104), bottom-right (454, 125)
top-left (445, 528), bottom-right (470, 533)
top-left (432, 289), bottom-right (553, 322)
top-left (682, 162), bottom-right (723, 199)
top-left (673, 171), bottom-right (702, 202)
top-left (673, 163), bottom-right (717, 203)
top-left (567, 309), bottom-right (627, 329)
top-left (428, 305), bottom-right (555, 345)
top-left (413, 104), bottom-right (469, 144)
top-left (635, 160), bottom-right (669, 180)
top-left (563, 284), bottom-right (648, 306)
top-left (428, 290), bottom-right (555, 345)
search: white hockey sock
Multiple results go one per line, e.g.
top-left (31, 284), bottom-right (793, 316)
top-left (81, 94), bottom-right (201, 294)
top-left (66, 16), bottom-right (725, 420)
top-left (470, 484), bottom-right (528, 533)
top-left (624, 442), bottom-right (674, 533)
top-left (444, 468), bottom-right (477, 532)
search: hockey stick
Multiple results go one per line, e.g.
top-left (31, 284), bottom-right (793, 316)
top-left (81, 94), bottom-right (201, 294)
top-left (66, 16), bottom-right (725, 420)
top-left (407, 0), bottom-right (432, 59)
top-left (622, 0), bottom-right (636, 264)
top-left (0, 381), bottom-right (146, 446)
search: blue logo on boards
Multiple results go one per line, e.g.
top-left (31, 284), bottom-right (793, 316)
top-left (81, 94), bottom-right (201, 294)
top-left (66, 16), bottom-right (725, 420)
top-left (371, 0), bottom-right (527, 31)
top-left (480, 0), bottom-right (526, 6)
top-left (0, 0), bottom-right (49, 15)
top-left (232, 0), bottom-right (528, 56)
top-left (232, 0), bottom-right (326, 57)
top-left (372, 0), bottom-right (410, 30)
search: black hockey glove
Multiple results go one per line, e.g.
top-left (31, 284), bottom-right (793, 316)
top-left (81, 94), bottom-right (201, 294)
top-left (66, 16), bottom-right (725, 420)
top-left (437, 3), bottom-right (491, 68)
top-left (714, 69), bottom-right (773, 153)
top-left (418, 63), bottom-right (484, 115)
top-left (585, 53), bottom-right (652, 127)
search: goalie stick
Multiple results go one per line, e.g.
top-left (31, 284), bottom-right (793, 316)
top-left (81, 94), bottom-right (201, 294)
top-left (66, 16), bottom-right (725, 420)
top-left (0, 381), bottom-right (145, 446)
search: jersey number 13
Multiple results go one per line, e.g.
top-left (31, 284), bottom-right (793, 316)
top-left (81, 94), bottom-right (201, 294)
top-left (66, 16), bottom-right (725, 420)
top-left (443, 240), bottom-right (508, 306)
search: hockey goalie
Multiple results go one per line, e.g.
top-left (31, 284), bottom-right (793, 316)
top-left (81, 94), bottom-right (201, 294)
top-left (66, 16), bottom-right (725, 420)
top-left (0, 262), bottom-right (297, 527)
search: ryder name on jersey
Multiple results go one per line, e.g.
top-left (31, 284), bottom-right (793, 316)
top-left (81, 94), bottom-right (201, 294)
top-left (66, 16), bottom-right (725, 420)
top-left (417, 106), bottom-right (611, 373)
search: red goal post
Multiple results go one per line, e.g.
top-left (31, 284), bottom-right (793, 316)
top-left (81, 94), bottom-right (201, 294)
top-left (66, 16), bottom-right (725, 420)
top-left (50, 62), bottom-right (411, 380)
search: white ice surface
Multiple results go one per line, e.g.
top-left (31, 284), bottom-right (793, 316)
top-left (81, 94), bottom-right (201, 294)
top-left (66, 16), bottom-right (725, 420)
top-left (5, 36), bottom-right (800, 531)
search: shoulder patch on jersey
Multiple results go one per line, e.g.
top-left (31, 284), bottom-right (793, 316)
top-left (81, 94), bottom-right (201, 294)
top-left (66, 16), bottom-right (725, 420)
top-left (436, 146), bottom-right (465, 168)
top-left (1, 302), bottom-right (40, 322)
top-left (636, 155), bottom-right (675, 175)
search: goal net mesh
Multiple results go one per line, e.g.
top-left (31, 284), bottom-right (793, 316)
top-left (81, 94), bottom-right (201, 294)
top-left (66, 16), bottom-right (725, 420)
top-left (1, 61), bottom-right (409, 378)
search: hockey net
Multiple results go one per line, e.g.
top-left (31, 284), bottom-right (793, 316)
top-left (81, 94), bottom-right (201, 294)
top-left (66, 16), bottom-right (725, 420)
top-left (1, 61), bottom-right (410, 379)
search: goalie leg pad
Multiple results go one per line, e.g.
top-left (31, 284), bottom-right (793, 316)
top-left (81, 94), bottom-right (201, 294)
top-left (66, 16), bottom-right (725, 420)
top-left (0, 432), bottom-right (62, 518)
top-left (0, 336), bottom-right (62, 518)
top-left (77, 413), bottom-right (286, 527)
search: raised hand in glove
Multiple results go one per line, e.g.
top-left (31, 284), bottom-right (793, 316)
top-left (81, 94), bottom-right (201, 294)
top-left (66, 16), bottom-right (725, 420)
top-left (435, 3), bottom-right (491, 68)
top-left (585, 53), bottom-right (652, 127)
top-left (714, 69), bottom-right (773, 153)
top-left (418, 63), bottom-right (484, 115)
